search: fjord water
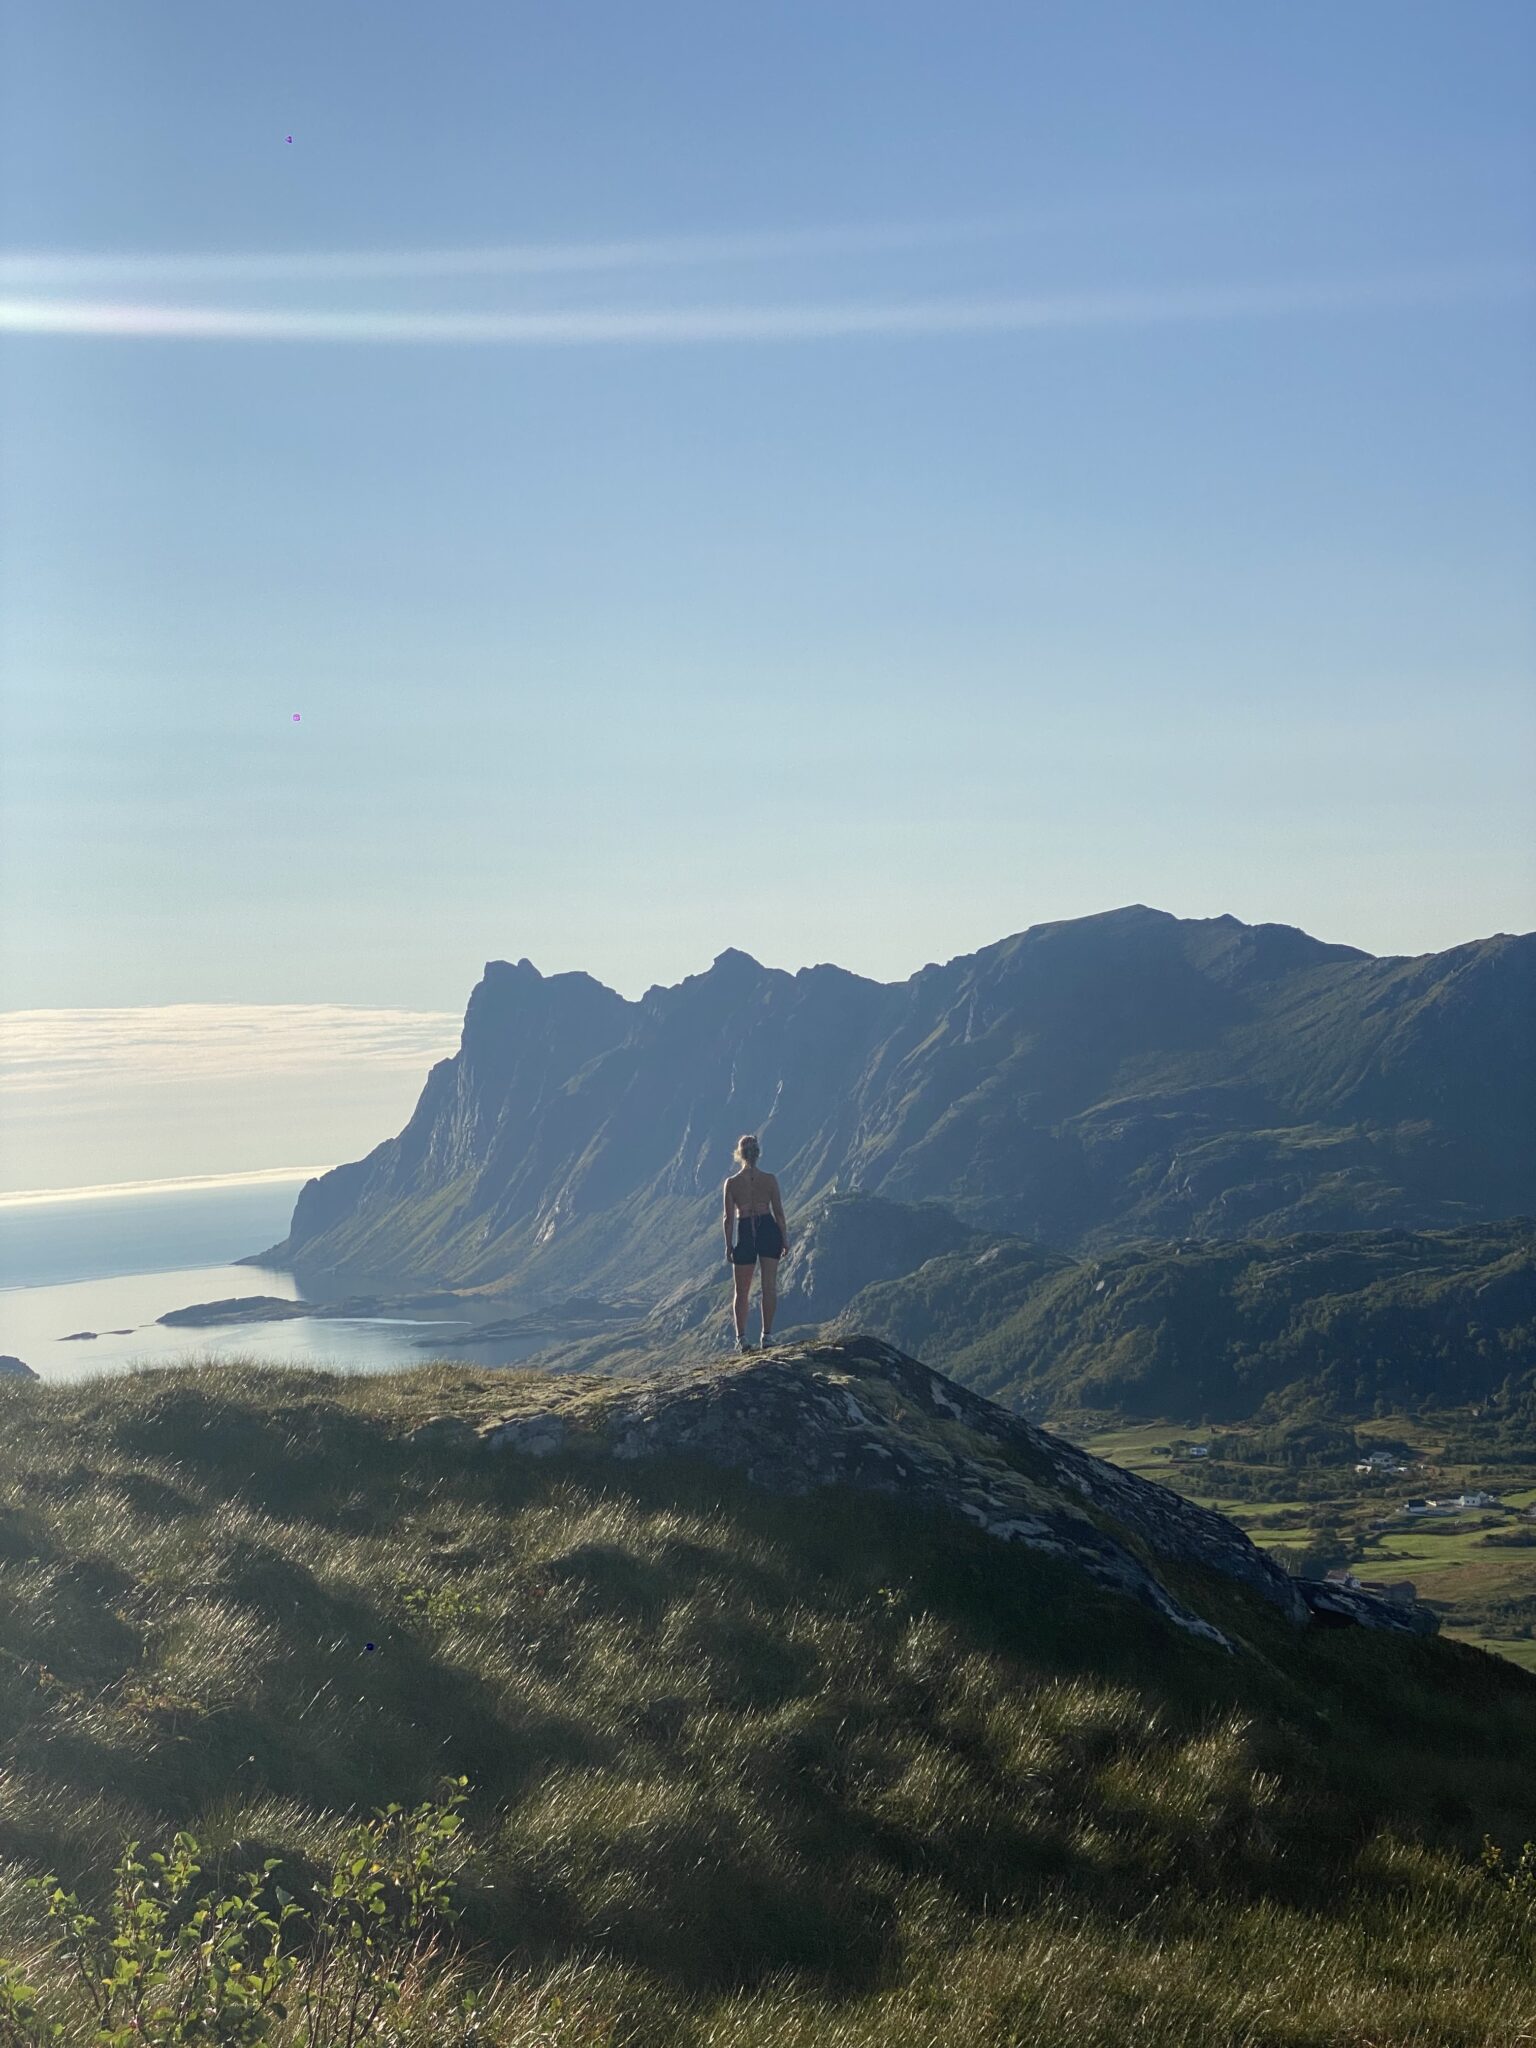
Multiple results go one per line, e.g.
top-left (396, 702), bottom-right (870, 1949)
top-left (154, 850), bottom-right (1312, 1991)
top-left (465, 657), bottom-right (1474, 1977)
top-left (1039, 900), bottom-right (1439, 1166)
top-left (0, 1177), bottom-right (312, 1291)
top-left (0, 1178), bottom-right (536, 1383)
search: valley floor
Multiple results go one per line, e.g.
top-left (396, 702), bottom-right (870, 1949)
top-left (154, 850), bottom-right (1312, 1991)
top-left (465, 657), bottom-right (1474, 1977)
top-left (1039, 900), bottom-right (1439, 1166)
top-left (1071, 1418), bottom-right (1536, 1674)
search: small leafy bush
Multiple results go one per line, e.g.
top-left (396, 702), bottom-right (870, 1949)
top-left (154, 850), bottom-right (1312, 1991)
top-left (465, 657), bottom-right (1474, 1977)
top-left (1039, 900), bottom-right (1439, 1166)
top-left (1483, 1834), bottom-right (1536, 1908)
top-left (0, 1776), bottom-right (474, 2046)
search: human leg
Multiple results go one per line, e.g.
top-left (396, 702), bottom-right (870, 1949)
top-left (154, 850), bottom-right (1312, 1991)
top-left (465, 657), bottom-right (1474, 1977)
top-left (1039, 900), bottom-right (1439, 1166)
top-left (758, 1255), bottom-right (778, 1342)
top-left (732, 1260), bottom-right (755, 1344)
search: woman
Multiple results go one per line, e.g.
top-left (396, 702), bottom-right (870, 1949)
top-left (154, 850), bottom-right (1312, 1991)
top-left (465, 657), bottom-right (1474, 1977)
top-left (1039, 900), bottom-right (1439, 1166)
top-left (723, 1133), bottom-right (789, 1352)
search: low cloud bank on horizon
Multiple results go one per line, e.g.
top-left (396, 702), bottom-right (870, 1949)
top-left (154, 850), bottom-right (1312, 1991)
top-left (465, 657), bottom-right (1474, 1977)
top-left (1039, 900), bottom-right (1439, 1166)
top-left (0, 263), bottom-right (1527, 345)
top-left (0, 1005), bottom-right (464, 1207)
top-left (0, 999), bottom-right (466, 1097)
top-left (0, 1004), bottom-right (463, 1097)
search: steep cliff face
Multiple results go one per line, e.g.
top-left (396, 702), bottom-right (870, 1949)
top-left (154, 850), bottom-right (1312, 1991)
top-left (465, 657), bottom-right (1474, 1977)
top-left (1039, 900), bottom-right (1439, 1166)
top-left (240, 908), bottom-right (1536, 1298)
top-left (280, 960), bottom-right (631, 1277)
top-left (406, 1337), bottom-right (1435, 1647)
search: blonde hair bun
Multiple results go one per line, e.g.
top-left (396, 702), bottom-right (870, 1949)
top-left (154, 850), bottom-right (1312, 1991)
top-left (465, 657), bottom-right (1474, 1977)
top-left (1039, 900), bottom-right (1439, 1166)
top-left (734, 1134), bottom-right (761, 1165)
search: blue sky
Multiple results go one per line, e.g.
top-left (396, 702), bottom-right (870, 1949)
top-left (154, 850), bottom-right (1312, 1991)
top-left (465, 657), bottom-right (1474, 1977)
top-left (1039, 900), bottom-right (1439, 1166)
top-left (1, 2), bottom-right (1533, 1194)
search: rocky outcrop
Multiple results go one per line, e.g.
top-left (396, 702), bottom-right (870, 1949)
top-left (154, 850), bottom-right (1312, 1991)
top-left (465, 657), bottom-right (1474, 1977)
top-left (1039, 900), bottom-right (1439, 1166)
top-left (0, 1356), bottom-right (37, 1379)
top-left (1297, 1579), bottom-right (1439, 1636)
top-left (236, 909), bottom-right (1536, 1302)
top-left (412, 1336), bottom-right (1323, 1652)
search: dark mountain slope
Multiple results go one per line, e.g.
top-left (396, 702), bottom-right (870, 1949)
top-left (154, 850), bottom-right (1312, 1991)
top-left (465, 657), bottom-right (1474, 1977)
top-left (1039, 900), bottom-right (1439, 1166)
top-left (240, 908), bottom-right (1536, 1300)
top-left (830, 1219), bottom-right (1536, 1424)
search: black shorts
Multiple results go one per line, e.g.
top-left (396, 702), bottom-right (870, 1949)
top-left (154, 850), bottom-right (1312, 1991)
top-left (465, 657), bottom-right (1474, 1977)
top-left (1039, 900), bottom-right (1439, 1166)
top-left (731, 1214), bottom-right (784, 1265)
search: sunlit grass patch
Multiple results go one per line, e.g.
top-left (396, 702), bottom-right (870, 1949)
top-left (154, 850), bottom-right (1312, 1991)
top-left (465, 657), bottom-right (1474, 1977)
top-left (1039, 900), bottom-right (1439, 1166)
top-left (0, 1355), bottom-right (1532, 2041)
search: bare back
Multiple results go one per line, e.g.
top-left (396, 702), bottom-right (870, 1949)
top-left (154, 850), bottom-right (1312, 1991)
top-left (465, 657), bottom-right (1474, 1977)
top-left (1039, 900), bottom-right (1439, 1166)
top-left (725, 1165), bottom-right (780, 1218)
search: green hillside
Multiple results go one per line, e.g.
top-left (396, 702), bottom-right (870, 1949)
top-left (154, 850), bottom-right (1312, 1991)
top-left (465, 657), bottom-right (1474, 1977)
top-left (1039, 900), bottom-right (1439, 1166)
top-left (0, 1354), bottom-right (1532, 2045)
top-left (832, 1219), bottom-right (1536, 1424)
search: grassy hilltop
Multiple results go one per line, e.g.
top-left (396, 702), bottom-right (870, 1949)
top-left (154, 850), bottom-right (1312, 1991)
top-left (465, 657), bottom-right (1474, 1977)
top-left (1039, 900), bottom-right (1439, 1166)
top-left (0, 1349), bottom-right (1533, 2046)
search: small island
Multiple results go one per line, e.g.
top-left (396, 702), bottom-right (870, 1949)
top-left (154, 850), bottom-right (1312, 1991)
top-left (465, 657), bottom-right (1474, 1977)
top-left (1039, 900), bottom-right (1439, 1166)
top-left (152, 1290), bottom-right (635, 1346)
top-left (154, 1292), bottom-right (473, 1329)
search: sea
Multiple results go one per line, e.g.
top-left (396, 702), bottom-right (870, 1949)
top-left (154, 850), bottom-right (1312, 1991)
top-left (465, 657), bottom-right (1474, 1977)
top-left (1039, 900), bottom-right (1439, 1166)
top-left (0, 1177), bottom-right (550, 1383)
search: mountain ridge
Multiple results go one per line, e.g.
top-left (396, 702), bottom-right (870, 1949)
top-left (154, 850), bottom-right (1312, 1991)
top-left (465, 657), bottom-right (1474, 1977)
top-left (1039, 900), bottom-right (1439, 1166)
top-left (822, 1212), bottom-right (1536, 1424)
top-left (239, 906), bottom-right (1535, 1302)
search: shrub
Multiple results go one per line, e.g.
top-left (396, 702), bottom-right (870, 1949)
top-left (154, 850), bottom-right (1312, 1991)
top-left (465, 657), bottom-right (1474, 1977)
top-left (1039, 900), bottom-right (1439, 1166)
top-left (0, 1777), bottom-right (473, 2045)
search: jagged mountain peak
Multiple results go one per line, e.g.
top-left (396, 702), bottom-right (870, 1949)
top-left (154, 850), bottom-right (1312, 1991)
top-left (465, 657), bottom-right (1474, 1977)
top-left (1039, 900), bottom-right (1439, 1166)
top-left (477, 956), bottom-right (625, 996)
top-left (463, 959), bottom-right (629, 1040)
top-left (637, 947), bottom-right (773, 1007)
top-left (642, 946), bottom-right (788, 1015)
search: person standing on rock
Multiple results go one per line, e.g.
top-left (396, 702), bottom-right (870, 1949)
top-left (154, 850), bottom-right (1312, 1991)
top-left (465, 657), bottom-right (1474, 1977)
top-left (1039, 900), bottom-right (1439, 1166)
top-left (723, 1134), bottom-right (788, 1352)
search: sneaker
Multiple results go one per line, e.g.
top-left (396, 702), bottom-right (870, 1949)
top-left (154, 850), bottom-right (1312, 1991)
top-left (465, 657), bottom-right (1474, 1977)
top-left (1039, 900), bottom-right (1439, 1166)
top-left (737, 1339), bottom-right (753, 1354)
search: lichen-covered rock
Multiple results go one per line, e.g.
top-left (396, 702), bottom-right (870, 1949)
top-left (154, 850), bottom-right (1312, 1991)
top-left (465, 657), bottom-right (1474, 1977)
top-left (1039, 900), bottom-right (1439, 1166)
top-left (467, 1336), bottom-right (1319, 1651)
top-left (483, 1413), bottom-right (568, 1457)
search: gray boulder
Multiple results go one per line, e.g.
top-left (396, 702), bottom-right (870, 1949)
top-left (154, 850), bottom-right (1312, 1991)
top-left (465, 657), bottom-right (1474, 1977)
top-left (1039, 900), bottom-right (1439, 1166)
top-left (483, 1413), bottom-right (568, 1457)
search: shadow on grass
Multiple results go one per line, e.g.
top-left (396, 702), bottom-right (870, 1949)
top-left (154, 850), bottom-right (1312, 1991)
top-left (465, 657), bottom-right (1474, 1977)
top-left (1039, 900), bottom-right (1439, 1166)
top-left (5, 1530), bottom-right (612, 1850)
top-left (109, 1385), bottom-right (416, 1525)
top-left (5, 1382), bottom-right (1536, 2003)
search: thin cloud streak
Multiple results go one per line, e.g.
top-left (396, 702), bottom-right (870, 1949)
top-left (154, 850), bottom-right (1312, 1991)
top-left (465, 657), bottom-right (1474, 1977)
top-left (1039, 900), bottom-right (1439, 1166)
top-left (0, 1166), bottom-right (337, 1210)
top-left (1, 264), bottom-right (1527, 344)
top-left (0, 178), bottom-right (1438, 285)
top-left (0, 215), bottom-right (1024, 285)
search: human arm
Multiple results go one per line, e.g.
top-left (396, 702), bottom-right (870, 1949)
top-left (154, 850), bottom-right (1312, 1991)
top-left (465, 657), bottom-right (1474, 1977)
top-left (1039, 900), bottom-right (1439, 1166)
top-left (723, 1181), bottom-right (735, 1260)
top-left (770, 1176), bottom-right (789, 1254)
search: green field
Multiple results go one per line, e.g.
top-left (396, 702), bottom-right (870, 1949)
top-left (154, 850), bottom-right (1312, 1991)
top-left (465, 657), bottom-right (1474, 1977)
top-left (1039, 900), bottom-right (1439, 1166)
top-left (1071, 1415), bottom-right (1536, 1675)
